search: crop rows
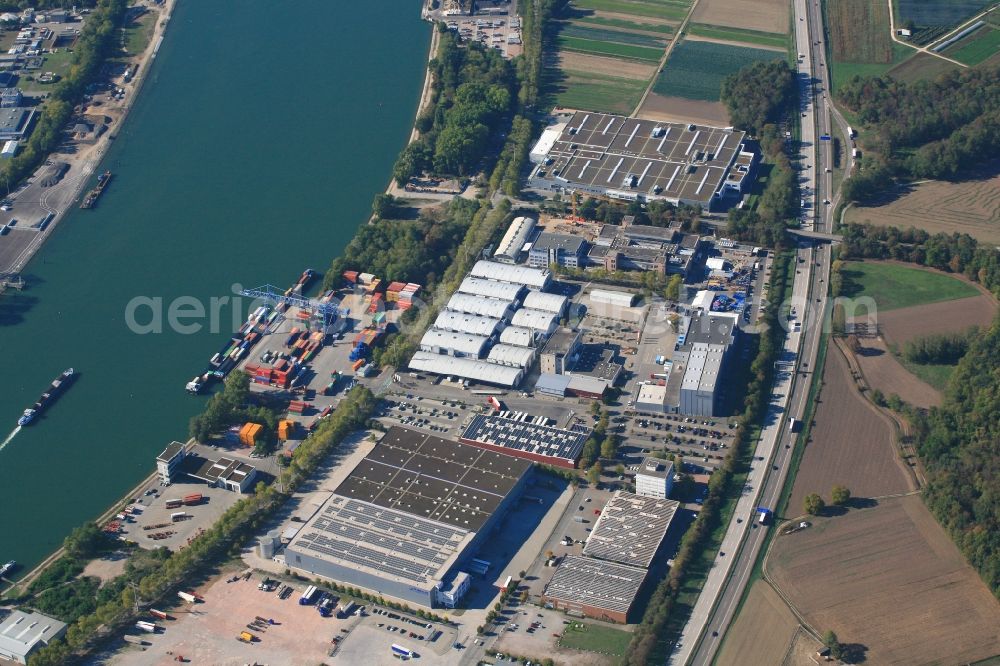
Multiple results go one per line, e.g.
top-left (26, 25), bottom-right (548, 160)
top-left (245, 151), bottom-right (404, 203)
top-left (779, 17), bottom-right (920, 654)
top-left (561, 23), bottom-right (668, 48)
top-left (652, 40), bottom-right (782, 101)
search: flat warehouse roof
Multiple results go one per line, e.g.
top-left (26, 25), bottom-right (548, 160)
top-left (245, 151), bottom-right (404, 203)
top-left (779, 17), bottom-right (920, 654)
top-left (543, 555), bottom-right (646, 614)
top-left (287, 494), bottom-right (472, 589)
top-left (334, 426), bottom-right (531, 532)
top-left (583, 491), bottom-right (679, 568)
top-left (461, 413), bottom-right (591, 463)
top-left (535, 111), bottom-right (746, 204)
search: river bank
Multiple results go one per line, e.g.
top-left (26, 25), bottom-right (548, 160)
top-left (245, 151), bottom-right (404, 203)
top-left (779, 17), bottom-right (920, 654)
top-left (0, 0), bottom-right (176, 278)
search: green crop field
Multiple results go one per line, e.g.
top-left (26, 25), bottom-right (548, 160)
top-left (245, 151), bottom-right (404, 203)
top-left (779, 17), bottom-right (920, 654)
top-left (652, 40), bottom-right (783, 101)
top-left (561, 23), bottom-right (668, 48)
top-left (840, 261), bottom-right (979, 311)
top-left (572, 0), bottom-right (691, 21)
top-left (947, 26), bottom-right (1000, 64)
top-left (887, 51), bottom-right (960, 82)
top-left (687, 23), bottom-right (789, 50)
top-left (559, 622), bottom-right (633, 655)
top-left (553, 71), bottom-right (648, 114)
top-left (558, 34), bottom-right (664, 61)
top-left (831, 42), bottom-right (912, 91)
top-left (577, 15), bottom-right (675, 34)
top-left (896, 0), bottom-right (992, 27)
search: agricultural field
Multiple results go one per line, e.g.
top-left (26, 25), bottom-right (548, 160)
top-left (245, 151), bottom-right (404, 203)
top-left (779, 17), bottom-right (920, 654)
top-left (636, 92), bottom-right (730, 125)
top-left (716, 582), bottom-right (801, 666)
top-left (844, 166), bottom-right (1000, 244)
top-left (876, 292), bottom-right (997, 345)
top-left (787, 346), bottom-right (915, 515)
top-left (561, 23), bottom-right (669, 47)
top-left (946, 25), bottom-right (1000, 64)
top-left (826, 0), bottom-right (915, 89)
top-left (851, 336), bottom-right (943, 407)
top-left (557, 622), bottom-right (633, 655)
top-left (689, 0), bottom-right (790, 34)
top-left (886, 50), bottom-right (960, 81)
top-left (896, 0), bottom-right (992, 27)
top-left (768, 494), bottom-right (1000, 666)
top-left (571, 0), bottom-right (692, 20)
top-left (575, 15), bottom-right (674, 34)
top-left (686, 23), bottom-right (790, 49)
top-left (651, 40), bottom-right (784, 101)
top-left (552, 68), bottom-right (650, 114)
top-left (838, 261), bottom-right (979, 312)
top-left (558, 34), bottom-right (664, 61)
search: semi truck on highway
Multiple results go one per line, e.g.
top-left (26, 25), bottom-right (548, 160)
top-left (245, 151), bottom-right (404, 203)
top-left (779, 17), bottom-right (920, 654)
top-left (757, 507), bottom-right (772, 525)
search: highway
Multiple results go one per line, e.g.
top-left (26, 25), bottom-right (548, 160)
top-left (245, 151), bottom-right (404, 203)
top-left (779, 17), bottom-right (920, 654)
top-left (671, 0), bottom-right (850, 661)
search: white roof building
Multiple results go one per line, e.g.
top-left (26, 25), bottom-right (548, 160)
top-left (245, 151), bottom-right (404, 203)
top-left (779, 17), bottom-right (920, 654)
top-left (470, 260), bottom-right (551, 291)
top-left (459, 276), bottom-right (525, 301)
top-left (487, 344), bottom-right (537, 368)
top-left (0, 610), bottom-right (67, 665)
top-left (522, 291), bottom-right (568, 315)
top-left (590, 289), bottom-right (638, 308)
top-left (510, 308), bottom-right (558, 334)
top-left (529, 126), bottom-right (563, 164)
top-left (446, 292), bottom-right (515, 320)
top-left (635, 383), bottom-right (668, 414)
top-left (409, 351), bottom-right (523, 387)
top-left (493, 216), bottom-right (537, 264)
top-left (434, 310), bottom-right (503, 338)
top-left (420, 329), bottom-right (490, 358)
top-left (499, 326), bottom-right (538, 347)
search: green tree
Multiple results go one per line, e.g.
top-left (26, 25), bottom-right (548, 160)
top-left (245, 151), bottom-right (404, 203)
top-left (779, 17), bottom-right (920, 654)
top-left (822, 629), bottom-right (844, 660)
top-left (601, 435), bottom-right (618, 460)
top-left (831, 485), bottom-right (851, 506)
top-left (587, 462), bottom-right (603, 485)
top-left (63, 522), bottom-right (106, 560)
top-left (665, 274), bottom-right (683, 301)
top-left (804, 493), bottom-right (825, 516)
top-left (371, 193), bottom-right (399, 219)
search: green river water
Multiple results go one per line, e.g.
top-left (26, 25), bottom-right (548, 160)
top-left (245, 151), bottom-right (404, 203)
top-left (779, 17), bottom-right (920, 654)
top-left (0, 0), bottom-right (429, 570)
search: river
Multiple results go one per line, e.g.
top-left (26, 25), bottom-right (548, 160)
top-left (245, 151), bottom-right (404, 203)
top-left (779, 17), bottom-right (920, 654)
top-left (0, 0), bottom-right (429, 570)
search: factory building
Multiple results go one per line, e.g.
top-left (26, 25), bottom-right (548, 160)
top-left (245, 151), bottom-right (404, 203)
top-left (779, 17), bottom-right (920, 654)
top-left (510, 308), bottom-right (558, 336)
top-left (527, 111), bottom-right (755, 210)
top-left (433, 310), bottom-right (504, 338)
top-left (470, 260), bottom-right (552, 291)
top-left (541, 556), bottom-right (646, 624)
top-left (446, 292), bottom-right (515, 320)
top-left (528, 232), bottom-right (588, 268)
top-left (285, 427), bottom-right (532, 609)
top-left (679, 342), bottom-right (727, 415)
top-left (635, 457), bottom-right (674, 499)
top-left (460, 411), bottom-right (591, 469)
top-left (589, 289), bottom-right (637, 309)
top-left (499, 325), bottom-right (540, 348)
top-left (419, 329), bottom-right (491, 358)
top-left (458, 276), bottom-right (526, 302)
top-left (487, 343), bottom-right (537, 368)
top-left (583, 491), bottom-right (679, 569)
top-left (521, 290), bottom-right (568, 316)
top-left (493, 216), bottom-right (536, 264)
top-left (409, 351), bottom-right (523, 387)
top-left (0, 611), bottom-right (67, 664)
top-left (539, 328), bottom-right (581, 375)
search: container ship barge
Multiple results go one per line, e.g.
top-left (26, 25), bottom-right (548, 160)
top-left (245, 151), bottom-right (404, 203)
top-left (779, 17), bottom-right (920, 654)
top-left (186, 269), bottom-right (317, 393)
top-left (80, 171), bottom-right (113, 209)
top-left (17, 368), bottom-right (75, 426)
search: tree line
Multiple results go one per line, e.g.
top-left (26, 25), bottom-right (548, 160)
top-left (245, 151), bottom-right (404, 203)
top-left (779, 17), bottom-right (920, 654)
top-left (721, 60), bottom-right (797, 136)
top-left (837, 66), bottom-right (1000, 201)
top-left (838, 223), bottom-right (1000, 295)
top-left (902, 328), bottom-right (978, 365)
top-left (1, 0), bottom-right (126, 190)
top-left (623, 252), bottom-right (794, 664)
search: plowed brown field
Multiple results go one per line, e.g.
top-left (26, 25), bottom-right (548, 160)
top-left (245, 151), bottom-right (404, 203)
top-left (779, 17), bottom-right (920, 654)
top-left (717, 582), bottom-right (800, 666)
top-left (852, 337), bottom-right (941, 408)
top-left (878, 293), bottom-right (998, 346)
top-left (788, 346), bottom-right (914, 514)
top-left (689, 0), bottom-right (789, 34)
top-left (768, 495), bottom-right (1000, 666)
top-left (637, 92), bottom-right (729, 124)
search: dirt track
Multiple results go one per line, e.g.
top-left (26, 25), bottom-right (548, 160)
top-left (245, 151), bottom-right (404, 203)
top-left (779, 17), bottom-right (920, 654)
top-left (768, 495), bottom-right (1000, 666)
top-left (788, 345), bottom-right (915, 514)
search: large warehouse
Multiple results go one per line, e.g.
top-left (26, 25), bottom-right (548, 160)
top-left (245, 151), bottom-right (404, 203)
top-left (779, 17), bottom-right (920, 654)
top-left (409, 351), bottom-right (524, 387)
top-left (493, 216), bottom-right (536, 264)
top-left (583, 491), bottom-right (679, 568)
top-left (460, 411), bottom-right (591, 468)
top-left (541, 556), bottom-right (647, 624)
top-left (285, 427), bottom-right (532, 608)
top-left (470, 260), bottom-right (552, 291)
top-left (527, 112), bottom-right (756, 210)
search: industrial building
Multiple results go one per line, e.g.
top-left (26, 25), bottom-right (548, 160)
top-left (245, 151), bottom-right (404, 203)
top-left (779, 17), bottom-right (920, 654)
top-left (458, 276), bottom-right (525, 302)
top-left (460, 411), bottom-right (591, 469)
top-left (635, 457), bottom-right (674, 499)
top-left (589, 288), bottom-right (637, 309)
top-left (487, 343), bottom-right (536, 368)
top-left (535, 373), bottom-right (610, 399)
top-left (433, 310), bottom-right (503, 338)
top-left (419, 329), bottom-right (490, 358)
top-left (446, 292), bottom-right (516, 320)
top-left (186, 455), bottom-right (258, 493)
top-left (541, 556), bottom-right (646, 624)
top-left (156, 441), bottom-right (187, 484)
top-left (522, 290), bottom-right (568, 316)
top-left (470, 260), bottom-right (552, 291)
top-left (0, 610), bottom-right (67, 664)
top-left (285, 427), bottom-right (531, 608)
top-left (0, 107), bottom-right (33, 140)
top-left (539, 327), bottom-right (581, 375)
top-left (493, 216), bottom-right (536, 264)
top-left (583, 491), bottom-right (679, 568)
top-left (510, 308), bottom-right (558, 335)
top-left (409, 351), bottom-right (524, 387)
top-left (527, 111), bottom-right (756, 210)
top-left (528, 232), bottom-right (588, 268)
top-left (679, 342), bottom-right (727, 415)
top-left (499, 325), bottom-right (538, 348)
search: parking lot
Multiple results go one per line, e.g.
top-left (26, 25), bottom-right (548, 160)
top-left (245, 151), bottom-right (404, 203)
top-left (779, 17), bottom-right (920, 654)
top-left (492, 607), bottom-right (616, 666)
top-left (448, 15), bottom-right (522, 59)
top-left (119, 477), bottom-right (241, 552)
top-left (621, 412), bottom-right (737, 471)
